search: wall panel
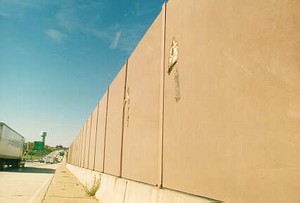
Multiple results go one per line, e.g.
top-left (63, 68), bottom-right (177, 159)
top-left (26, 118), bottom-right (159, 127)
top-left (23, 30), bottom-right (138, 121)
top-left (72, 141), bottom-right (76, 165)
top-left (68, 142), bottom-right (73, 164)
top-left (83, 118), bottom-right (91, 168)
top-left (85, 116), bottom-right (92, 168)
top-left (76, 135), bottom-right (80, 166)
top-left (88, 106), bottom-right (99, 170)
top-left (104, 66), bottom-right (127, 176)
top-left (73, 137), bottom-right (76, 165)
top-left (76, 139), bottom-right (79, 166)
top-left (80, 125), bottom-right (85, 167)
top-left (78, 134), bottom-right (81, 166)
top-left (122, 10), bottom-right (164, 185)
top-left (79, 131), bottom-right (83, 166)
top-left (163, 0), bottom-right (300, 202)
top-left (94, 91), bottom-right (108, 172)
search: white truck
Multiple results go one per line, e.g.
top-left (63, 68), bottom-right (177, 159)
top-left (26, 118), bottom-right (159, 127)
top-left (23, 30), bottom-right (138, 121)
top-left (0, 122), bottom-right (25, 170)
top-left (45, 155), bottom-right (54, 164)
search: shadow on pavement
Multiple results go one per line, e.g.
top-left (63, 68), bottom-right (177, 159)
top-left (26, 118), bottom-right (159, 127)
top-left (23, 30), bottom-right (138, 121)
top-left (1, 166), bottom-right (56, 174)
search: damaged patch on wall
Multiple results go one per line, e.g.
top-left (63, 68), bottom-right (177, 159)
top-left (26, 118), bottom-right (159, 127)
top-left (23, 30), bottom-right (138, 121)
top-left (168, 38), bottom-right (181, 102)
top-left (124, 86), bottom-right (130, 127)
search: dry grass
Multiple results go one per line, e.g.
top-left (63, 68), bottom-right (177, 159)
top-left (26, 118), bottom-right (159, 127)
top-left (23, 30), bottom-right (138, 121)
top-left (83, 176), bottom-right (101, 197)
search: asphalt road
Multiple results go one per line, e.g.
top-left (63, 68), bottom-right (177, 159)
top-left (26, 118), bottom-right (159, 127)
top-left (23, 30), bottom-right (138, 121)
top-left (0, 162), bottom-right (58, 203)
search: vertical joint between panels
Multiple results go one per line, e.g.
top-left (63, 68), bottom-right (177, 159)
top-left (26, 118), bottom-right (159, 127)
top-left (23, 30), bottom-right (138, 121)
top-left (120, 60), bottom-right (129, 177)
top-left (83, 125), bottom-right (87, 168)
top-left (103, 88), bottom-right (109, 173)
top-left (88, 116), bottom-right (93, 169)
top-left (93, 102), bottom-right (100, 171)
top-left (159, 2), bottom-right (167, 188)
top-left (80, 129), bottom-right (83, 167)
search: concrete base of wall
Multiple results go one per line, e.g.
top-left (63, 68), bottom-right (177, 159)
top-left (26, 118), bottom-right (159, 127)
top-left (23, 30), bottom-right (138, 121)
top-left (67, 164), bottom-right (218, 203)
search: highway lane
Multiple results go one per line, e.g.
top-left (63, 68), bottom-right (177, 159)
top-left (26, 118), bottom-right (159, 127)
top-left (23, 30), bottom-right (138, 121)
top-left (0, 162), bottom-right (59, 203)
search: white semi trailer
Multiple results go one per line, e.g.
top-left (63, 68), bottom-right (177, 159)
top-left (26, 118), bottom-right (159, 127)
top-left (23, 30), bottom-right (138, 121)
top-left (0, 122), bottom-right (25, 170)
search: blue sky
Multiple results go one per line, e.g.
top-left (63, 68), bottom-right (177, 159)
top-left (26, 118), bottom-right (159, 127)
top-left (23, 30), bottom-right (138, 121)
top-left (0, 0), bottom-right (165, 147)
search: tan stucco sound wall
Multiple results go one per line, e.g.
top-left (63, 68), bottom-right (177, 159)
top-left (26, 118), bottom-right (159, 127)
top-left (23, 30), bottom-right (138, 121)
top-left (104, 66), bottom-right (127, 176)
top-left (163, 0), bottom-right (300, 202)
top-left (78, 128), bottom-right (83, 167)
top-left (68, 142), bottom-right (73, 164)
top-left (88, 106), bottom-right (98, 170)
top-left (84, 117), bottom-right (91, 168)
top-left (94, 92), bottom-right (108, 172)
top-left (75, 135), bottom-right (80, 166)
top-left (80, 125), bottom-right (86, 168)
top-left (68, 0), bottom-right (300, 202)
top-left (121, 11), bottom-right (165, 186)
top-left (71, 136), bottom-right (76, 166)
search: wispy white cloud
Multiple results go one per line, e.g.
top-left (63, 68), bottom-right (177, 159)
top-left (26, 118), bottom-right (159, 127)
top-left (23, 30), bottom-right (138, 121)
top-left (55, 1), bottom-right (105, 32)
top-left (16, 47), bottom-right (25, 52)
top-left (117, 24), bottom-right (148, 54)
top-left (45, 29), bottom-right (66, 42)
top-left (0, 11), bottom-right (9, 18)
top-left (49, 1), bottom-right (148, 53)
top-left (56, 7), bottom-right (79, 31)
top-left (109, 31), bottom-right (121, 49)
